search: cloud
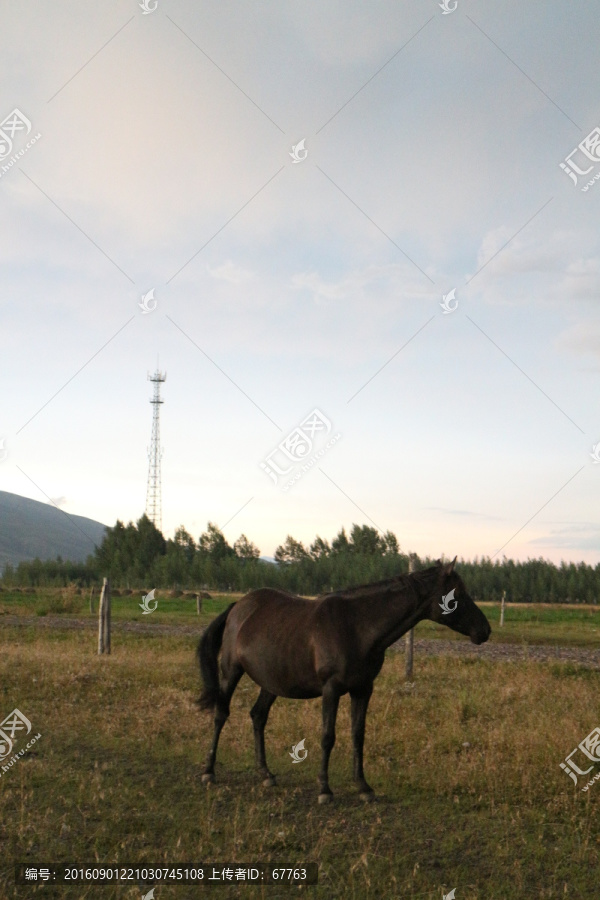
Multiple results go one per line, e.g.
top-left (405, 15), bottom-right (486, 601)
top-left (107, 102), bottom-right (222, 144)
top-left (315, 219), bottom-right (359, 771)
top-left (556, 321), bottom-right (600, 360)
top-left (290, 262), bottom-right (430, 304)
top-left (207, 261), bottom-right (255, 285)
top-left (423, 508), bottom-right (504, 521)
top-left (528, 522), bottom-right (600, 552)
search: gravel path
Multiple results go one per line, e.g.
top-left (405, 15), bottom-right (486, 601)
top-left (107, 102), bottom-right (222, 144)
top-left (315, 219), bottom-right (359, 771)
top-left (2, 614), bottom-right (600, 667)
top-left (390, 636), bottom-right (600, 668)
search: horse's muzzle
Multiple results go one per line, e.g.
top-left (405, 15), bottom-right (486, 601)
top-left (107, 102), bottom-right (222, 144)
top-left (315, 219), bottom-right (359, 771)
top-left (470, 623), bottom-right (491, 645)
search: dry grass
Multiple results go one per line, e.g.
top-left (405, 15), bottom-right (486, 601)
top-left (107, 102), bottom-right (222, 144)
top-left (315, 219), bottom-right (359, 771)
top-left (0, 625), bottom-right (599, 898)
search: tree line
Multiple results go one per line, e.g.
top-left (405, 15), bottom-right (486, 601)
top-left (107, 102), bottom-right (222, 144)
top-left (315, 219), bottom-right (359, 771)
top-left (2, 515), bottom-right (600, 603)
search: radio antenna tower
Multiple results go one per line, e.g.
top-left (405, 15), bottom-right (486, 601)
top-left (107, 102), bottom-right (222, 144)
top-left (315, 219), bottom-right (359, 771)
top-left (145, 367), bottom-right (166, 532)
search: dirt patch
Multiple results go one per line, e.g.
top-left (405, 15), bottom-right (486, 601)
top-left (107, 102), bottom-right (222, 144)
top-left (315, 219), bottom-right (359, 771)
top-left (0, 614), bottom-right (198, 636)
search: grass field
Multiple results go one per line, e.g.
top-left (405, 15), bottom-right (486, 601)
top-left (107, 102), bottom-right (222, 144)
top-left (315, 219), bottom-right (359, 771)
top-left (0, 591), bottom-right (599, 898)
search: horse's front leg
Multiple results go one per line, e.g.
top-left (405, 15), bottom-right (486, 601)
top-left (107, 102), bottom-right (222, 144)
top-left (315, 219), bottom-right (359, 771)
top-left (318, 681), bottom-right (341, 804)
top-left (350, 685), bottom-right (375, 801)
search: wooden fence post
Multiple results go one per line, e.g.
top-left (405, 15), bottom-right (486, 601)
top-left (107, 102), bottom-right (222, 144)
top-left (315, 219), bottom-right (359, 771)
top-left (196, 594), bottom-right (202, 615)
top-left (98, 577), bottom-right (111, 655)
top-left (89, 585), bottom-right (95, 614)
top-left (405, 555), bottom-right (416, 680)
top-left (500, 589), bottom-right (506, 627)
top-left (106, 580), bottom-right (111, 654)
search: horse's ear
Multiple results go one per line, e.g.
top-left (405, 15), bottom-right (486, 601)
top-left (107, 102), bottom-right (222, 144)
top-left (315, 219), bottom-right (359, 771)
top-left (435, 558), bottom-right (443, 567)
top-left (443, 556), bottom-right (457, 575)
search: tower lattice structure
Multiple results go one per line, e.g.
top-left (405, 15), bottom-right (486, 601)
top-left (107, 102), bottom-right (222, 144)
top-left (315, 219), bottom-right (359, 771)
top-left (145, 369), bottom-right (166, 532)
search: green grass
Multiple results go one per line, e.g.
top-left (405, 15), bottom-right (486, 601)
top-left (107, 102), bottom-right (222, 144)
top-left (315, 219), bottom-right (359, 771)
top-left (418, 602), bottom-right (600, 647)
top-left (0, 619), bottom-right (600, 899)
top-left (2, 588), bottom-right (600, 646)
top-left (505, 603), bottom-right (600, 646)
top-left (0, 588), bottom-right (232, 627)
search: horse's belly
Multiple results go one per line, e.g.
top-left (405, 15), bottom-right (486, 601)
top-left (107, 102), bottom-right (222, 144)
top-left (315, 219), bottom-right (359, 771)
top-left (241, 652), bottom-right (321, 699)
top-left (278, 685), bottom-right (321, 700)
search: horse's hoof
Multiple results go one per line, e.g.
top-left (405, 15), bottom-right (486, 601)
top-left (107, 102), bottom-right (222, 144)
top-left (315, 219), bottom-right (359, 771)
top-left (360, 791), bottom-right (375, 803)
top-left (201, 773), bottom-right (215, 784)
top-left (318, 793), bottom-right (333, 805)
top-left (262, 776), bottom-right (276, 787)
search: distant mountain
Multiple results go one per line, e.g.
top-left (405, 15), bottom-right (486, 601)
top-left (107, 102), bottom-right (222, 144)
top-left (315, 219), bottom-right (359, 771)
top-left (0, 491), bottom-right (108, 568)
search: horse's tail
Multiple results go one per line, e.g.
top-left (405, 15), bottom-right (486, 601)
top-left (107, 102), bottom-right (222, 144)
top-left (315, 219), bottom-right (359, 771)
top-left (196, 603), bottom-right (236, 711)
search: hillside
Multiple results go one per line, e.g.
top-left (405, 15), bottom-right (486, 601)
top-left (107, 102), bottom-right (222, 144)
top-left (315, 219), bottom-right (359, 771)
top-left (0, 491), bottom-right (107, 568)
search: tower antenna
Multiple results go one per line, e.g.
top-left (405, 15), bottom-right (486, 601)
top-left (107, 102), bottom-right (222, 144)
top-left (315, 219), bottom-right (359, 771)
top-left (145, 368), bottom-right (166, 531)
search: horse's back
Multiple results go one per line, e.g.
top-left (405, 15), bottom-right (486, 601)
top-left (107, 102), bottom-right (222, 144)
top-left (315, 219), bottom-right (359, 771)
top-left (229, 587), bottom-right (317, 638)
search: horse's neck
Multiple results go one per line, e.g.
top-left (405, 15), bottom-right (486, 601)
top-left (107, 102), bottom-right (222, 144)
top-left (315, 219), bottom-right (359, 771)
top-left (358, 581), bottom-right (429, 650)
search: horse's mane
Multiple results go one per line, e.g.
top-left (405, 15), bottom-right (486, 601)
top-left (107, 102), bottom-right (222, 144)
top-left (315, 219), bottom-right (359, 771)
top-left (318, 564), bottom-right (440, 601)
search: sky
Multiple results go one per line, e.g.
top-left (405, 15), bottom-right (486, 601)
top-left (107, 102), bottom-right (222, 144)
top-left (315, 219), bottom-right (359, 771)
top-left (1, 0), bottom-right (599, 566)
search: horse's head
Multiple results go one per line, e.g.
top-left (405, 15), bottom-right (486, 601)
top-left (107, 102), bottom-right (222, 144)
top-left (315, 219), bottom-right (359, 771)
top-left (421, 557), bottom-right (491, 645)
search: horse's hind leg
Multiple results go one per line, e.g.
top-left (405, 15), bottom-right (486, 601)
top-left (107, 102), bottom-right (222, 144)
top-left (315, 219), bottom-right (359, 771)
top-left (350, 685), bottom-right (375, 801)
top-left (250, 688), bottom-right (277, 786)
top-left (318, 680), bottom-right (341, 804)
top-left (201, 664), bottom-right (243, 784)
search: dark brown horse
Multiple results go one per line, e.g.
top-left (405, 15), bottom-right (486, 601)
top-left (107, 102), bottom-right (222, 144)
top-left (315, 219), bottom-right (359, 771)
top-left (197, 558), bottom-right (490, 803)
